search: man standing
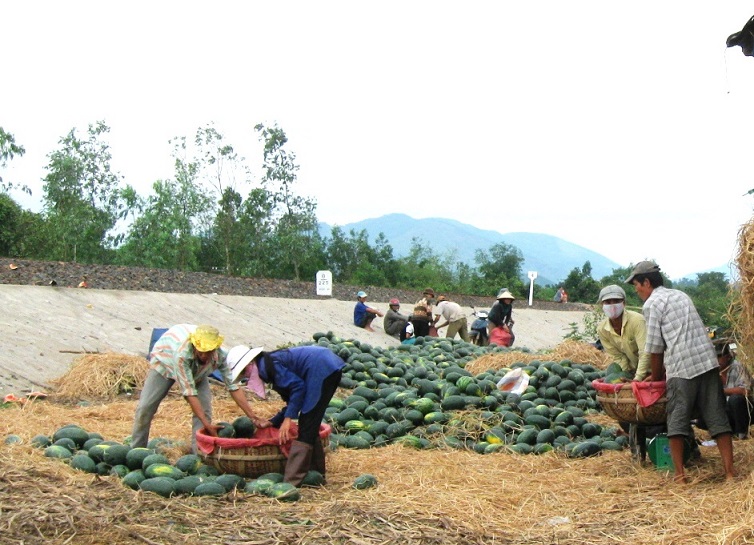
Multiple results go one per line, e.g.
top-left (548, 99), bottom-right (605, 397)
top-left (433, 295), bottom-right (470, 342)
top-left (626, 261), bottom-right (735, 482)
top-left (131, 324), bottom-right (263, 454)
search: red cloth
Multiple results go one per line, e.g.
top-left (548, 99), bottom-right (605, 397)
top-left (631, 381), bottom-right (666, 408)
top-left (195, 423), bottom-right (331, 457)
top-left (489, 326), bottom-right (512, 347)
top-left (591, 378), bottom-right (623, 393)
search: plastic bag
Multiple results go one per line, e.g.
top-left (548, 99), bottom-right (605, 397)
top-left (496, 368), bottom-right (530, 395)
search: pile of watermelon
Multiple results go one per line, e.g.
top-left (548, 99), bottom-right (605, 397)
top-left (28, 422), bottom-right (377, 499)
top-left (29, 422), bottom-right (311, 500)
top-left (312, 332), bottom-right (627, 457)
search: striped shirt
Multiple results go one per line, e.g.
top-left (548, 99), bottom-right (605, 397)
top-left (642, 286), bottom-right (717, 379)
top-left (149, 324), bottom-right (235, 396)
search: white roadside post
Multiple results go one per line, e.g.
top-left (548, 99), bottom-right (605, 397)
top-left (316, 270), bottom-right (333, 296)
top-left (527, 271), bottom-right (537, 306)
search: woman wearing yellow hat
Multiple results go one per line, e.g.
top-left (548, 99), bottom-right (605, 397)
top-left (131, 324), bottom-right (264, 453)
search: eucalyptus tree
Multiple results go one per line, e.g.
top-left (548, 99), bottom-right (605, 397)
top-left (191, 125), bottom-right (252, 273)
top-left (116, 178), bottom-right (209, 270)
top-left (41, 121), bottom-right (124, 263)
top-left (0, 127), bottom-right (28, 195)
top-left (255, 123), bottom-right (321, 280)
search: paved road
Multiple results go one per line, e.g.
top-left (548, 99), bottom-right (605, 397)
top-left (0, 284), bottom-right (586, 397)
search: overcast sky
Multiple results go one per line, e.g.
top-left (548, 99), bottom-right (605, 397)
top-left (3, 2), bottom-right (754, 279)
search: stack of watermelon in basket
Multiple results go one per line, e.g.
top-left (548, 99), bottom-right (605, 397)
top-left (592, 363), bottom-right (667, 425)
top-left (196, 417), bottom-right (331, 479)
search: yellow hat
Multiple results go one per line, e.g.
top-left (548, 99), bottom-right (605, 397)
top-left (190, 325), bottom-right (224, 352)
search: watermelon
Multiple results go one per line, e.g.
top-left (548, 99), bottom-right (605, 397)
top-left (174, 475), bottom-right (211, 495)
top-left (216, 422), bottom-right (236, 438)
top-left (215, 474), bottom-right (245, 491)
top-left (352, 474), bottom-right (378, 490)
top-left (53, 425), bottom-right (90, 449)
top-left (139, 477), bottom-right (175, 498)
top-left (109, 464), bottom-right (130, 478)
top-left (44, 445), bottom-right (73, 459)
top-left (70, 453), bottom-right (97, 473)
top-left (232, 416), bottom-right (256, 438)
top-left (141, 453), bottom-right (170, 471)
top-left (31, 434), bottom-right (52, 448)
top-left (122, 469), bottom-right (147, 490)
top-left (244, 478), bottom-right (277, 495)
top-left (301, 470), bottom-right (325, 487)
top-left (103, 444), bottom-right (130, 467)
top-left (268, 482), bottom-right (300, 502)
top-left (125, 448), bottom-right (155, 471)
top-left (175, 454), bottom-right (203, 475)
top-left (144, 463), bottom-right (185, 480)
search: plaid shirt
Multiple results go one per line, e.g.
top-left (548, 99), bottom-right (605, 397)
top-left (642, 286), bottom-right (717, 379)
top-left (149, 324), bottom-right (235, 397)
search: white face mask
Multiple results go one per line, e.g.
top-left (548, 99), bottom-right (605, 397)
top-left (603, 302), bottom-right (624, 320)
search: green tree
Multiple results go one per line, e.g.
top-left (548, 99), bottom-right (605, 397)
top-left (395, 237), bottom-right (455, 293)
top-left (679, 272), bottom-right (731, 330)
top-left (117, 177), bottom-right (208, 270)
top-left (192, 125), bottom-right (252, 274)
top-left (474, 242), bottom-right (525, 296)
top-left (563, 261), bottom-right (600, 303)
top-left (255, 123), bottom-right (321, 280)
top-left (235, 187), bottom-right (277, 277)
top-left (599, 264), bottom-right (673, 310)
top-left (41, 121), bottom-right (125, 263)
top-left (0, 193), bottom-right (23, 256)
top-left (0, 127), bottom-right (28, 195)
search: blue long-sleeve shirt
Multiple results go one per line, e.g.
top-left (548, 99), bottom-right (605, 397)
top-left (258, 345), bottom-right (345, 426)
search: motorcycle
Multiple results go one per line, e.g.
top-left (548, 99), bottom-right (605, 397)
top-left (469, 307), bottom-right (490, 346)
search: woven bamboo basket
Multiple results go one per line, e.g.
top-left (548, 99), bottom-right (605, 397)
top-left (198, 425), bottom-right (331, 478)
top-left (592, 379), bottom-right (667, 425)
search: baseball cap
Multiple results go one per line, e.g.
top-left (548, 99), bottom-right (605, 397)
top-left (598, 285), bottom-right (626, 302)
top-left (625, 261), bottom-right (661, 284)
top-left (357, 290), bottom-right (367, 298)
top-left (389, 298), bottom-right (400, 306)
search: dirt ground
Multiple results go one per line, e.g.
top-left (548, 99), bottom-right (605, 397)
top-left (0, 284), bottom-right (586, 398)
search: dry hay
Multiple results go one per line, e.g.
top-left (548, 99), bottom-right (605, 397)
top-left (731, 217), bottom-right (754, 375)
top-left (49, 353), bottom-right (150, 400)
top-left (465, 340), bottom-right (611, 376)
top-left (2, 394), bottom-right (754, 545)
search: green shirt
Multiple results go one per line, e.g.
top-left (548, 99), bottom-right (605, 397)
top-left (598, 309), bottom-right (651, 380)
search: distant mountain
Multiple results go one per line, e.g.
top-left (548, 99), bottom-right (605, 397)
top-left (319, 213), bottom-right (622, 286)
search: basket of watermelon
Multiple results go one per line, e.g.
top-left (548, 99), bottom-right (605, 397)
top-left (592, 378), bottom-right (667, 425)
top-left (196, 423), bottom-right (331, 478)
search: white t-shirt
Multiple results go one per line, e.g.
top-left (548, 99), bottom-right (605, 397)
top-left (435, 301), bottom-right (464, 323)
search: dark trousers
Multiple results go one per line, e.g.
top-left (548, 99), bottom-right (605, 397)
top-left (412, 318), bottom-right (430, 337)
top-left (298, 370), bottom-right (342, 445)
top-left (726, 394), bottom-right (752, 435)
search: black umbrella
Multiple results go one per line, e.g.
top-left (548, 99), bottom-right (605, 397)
top-left (727, 15), bottom-right (754, 57)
